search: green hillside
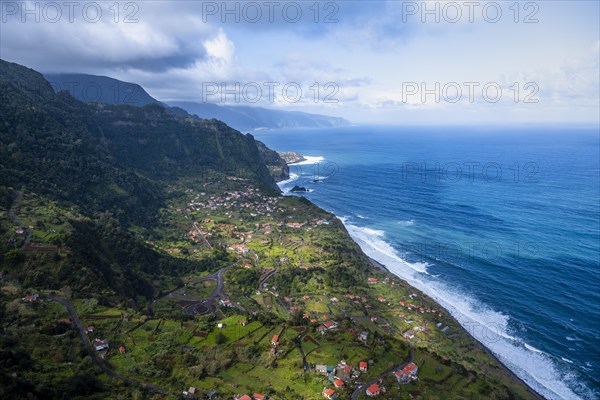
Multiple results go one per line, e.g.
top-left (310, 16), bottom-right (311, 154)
top-left (0, 60), bottom-right (539, 400)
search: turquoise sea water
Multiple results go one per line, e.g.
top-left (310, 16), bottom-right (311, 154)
top-left (255, 125), bottom-right (600, 400)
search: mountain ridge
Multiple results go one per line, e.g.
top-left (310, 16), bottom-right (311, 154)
top-left (44, 72), bottom-right (352, 131)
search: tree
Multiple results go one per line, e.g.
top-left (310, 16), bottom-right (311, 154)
top-left (215, 332), bottom-right (226, 345)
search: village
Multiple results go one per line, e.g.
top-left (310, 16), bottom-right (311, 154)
top-left (5, 177), bottom-right (531, 400)
top-left (18, 274), bottom-right (429, 400)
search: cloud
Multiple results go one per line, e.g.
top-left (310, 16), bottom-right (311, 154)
top-left (500, 41), bottom-right (600, 108)
top-left (1, 1), bottom-right (597, 123)
top-left (0, 2), bottom-right (212, 73)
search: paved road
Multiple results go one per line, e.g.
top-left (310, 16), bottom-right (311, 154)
top-left (295, 332), bottom-right (310, 372)
top-left (259, 269), bottom-right (277, 288)
top-left (191, 222), bottom-right (213, 249)
top-left (152, 262), bottom-right (240, 316)
top-left (325, 302), bottom-right (334, 316)
top-left (48, 296), bottom-right (176, 396)
top-left (350, 347), bottom-right (415, 400)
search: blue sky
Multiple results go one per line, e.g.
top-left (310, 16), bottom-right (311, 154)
top-left (1, 0), bottom-right (598, 125)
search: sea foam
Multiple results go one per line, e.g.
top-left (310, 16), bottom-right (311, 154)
top-left (289, 155), bottom-right (325, 165)
top-left (340, 218), bottom-right (593, 400)
top-left (277, 173), bottom-right (299, 187)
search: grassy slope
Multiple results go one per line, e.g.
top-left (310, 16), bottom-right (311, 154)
top-left (0, 60), bottom-right (539, 400)
top-left (1, 177), bottom-right (538, 400)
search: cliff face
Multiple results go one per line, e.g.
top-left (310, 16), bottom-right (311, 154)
top-left (255, 140), bottom-right (290, 182)
top-left (0, 59), bottom-right (280, 225)
top-left (43, 73), bottom-right (161, 107)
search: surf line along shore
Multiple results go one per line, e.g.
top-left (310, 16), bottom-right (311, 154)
top-left (366, 256), bottom-right (543, 399)
top-left (276, 152), bottom-right (544, 399)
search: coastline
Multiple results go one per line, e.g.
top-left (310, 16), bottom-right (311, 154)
top-left (366, 255), bottom-right (544, 399)
top-left (275, 154), bottom-right (571, 400)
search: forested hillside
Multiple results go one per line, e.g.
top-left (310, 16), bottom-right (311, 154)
top-left (0, 59), bottom-right (277, 303)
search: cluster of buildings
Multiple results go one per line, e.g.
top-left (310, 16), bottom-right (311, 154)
top-left (320, 361), bottom-right (419, 398)
top-left (227, 243), bottom-right (250, 254)
top-left (285, 221), bottom-right (306, 229)
top-left (185, 187), bottom-right (282, 217)
top-left (398, 297), bottom-right (442, 317)
top-left (318, 359), bottom-right (369, 398)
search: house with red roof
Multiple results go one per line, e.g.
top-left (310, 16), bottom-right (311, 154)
top-left (333, 379), bottom-right (345, 388)
top-left (323, 321), bottom-right (338, 330)
top-left (359, 361), bottom-right (368, 372)
top-left (22, 294), bottom-right (40, 302)
top-left (394, 362), bottom-right (419, 383)
top-left (368, 278), bottom-right (378, 284)
top-left (322, 388), bottom-right (338, 399)
top-left (271, 335), bottom-right (279, 346)
top-left (342, 365), bottom-right (353, 379)
top-left (366, 383), bottom-right (381, 396)
top-left (236, 395), bottom-right (252, 400)
top-left (253, 393), bottom-right (266, 400)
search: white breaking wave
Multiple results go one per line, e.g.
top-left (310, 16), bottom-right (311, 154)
top-left (339, 219), bottom-right (591, 400)
top-left (341, 220), bottom-right (429, 275)
top-left (524, 343), bottom-right (544, 354)
top-left (289, 155), bottom-right (325, 165)
top-left (277, 173), bottom-right (299, 188)
top-left (283, 188), bottom-right (314, 194)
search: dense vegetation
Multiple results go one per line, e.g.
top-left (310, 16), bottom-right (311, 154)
top-left (0, 59), bottom-right (278, 303)
top-left (0, 59), bottom-right (278, 227)
top-left (0, 60), bottom-right (539, 400)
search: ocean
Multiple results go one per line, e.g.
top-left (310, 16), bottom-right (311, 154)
top-left (255, 125), bottom-right (600, 400)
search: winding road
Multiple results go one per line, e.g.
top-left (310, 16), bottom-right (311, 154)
top-left (47, 296), bottom-right (176, 396)
top-left (151, 262), bottom-right (240, 316)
